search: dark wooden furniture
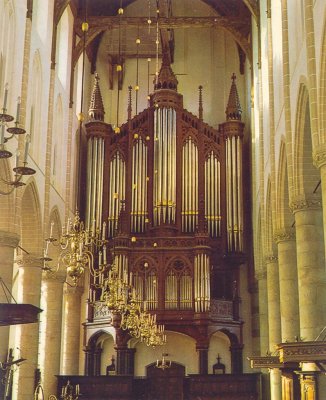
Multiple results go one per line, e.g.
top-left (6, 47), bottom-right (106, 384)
top-left (57, 373), bottom-right (261, 400)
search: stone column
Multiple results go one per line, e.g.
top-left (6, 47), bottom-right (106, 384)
top-left (291, 196), bottom-right (326, 341)
top-left (13, 255), bottom-right (42, 400)
top-left (0, 231), bottom-right (19, 399)
top-left (61, 285), bottom-right (83, 375)
top-left (270, 368), bottom-right (282, 400)
top-left (265, 255), bottom-right (281, 350)
top-left (274, 229), bottom-right (300, 342)
top-left (256, 269), bottom-right (269, 355)
top-left (266, 255), bottom-right (282, 400)
top-left (38, 273), bottom-right (65, 398)
top-left (313, 149), bottom-right (326, 265)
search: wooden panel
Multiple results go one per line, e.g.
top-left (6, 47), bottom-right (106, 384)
top-left (185, 374), bottom-right (260, 400)
top-left (57, 373), bottom-right (260, 400)
top-left (57, 376), bottom-right (134, 400)
top-left (146, 362), bottom-right (185, 400)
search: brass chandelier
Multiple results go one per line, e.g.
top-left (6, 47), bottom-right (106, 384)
top-left (0, 86), bottom-right (36, 195)
top-left (91, 257), bottom-right (166, 347)
top-left (43, 211), bottom-right (107, 286)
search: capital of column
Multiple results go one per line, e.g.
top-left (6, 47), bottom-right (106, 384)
top-left (273, 228), bottom-right (295, 244)
top-left (313, 145), bottom-right (326, 169)
top-left (42, 269), bottom-right (66, 284)
top-left (289, 194), bottom-right (322, 213)
top-left (0, 230), bottom-right (19, 248)
top-left (264, 254), bottom-right (278, 264)
top-left (15, 253), bottom-right (42, 269)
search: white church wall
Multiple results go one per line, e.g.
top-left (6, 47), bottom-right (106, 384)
top-left (133, 331), bottom-right (197, 376)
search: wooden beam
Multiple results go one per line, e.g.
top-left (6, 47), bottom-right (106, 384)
top-left (75, 15), bottom-right (247, 30)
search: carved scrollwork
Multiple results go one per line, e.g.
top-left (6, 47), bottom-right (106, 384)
top-left (94, 303), bottom-right (113, 322)
top-left (290, 195), bottom-right (322, 213)
top-left (313, 145), bottom-right (326, 169)
top-left (273, 229), bottom-right (295, 243)
top-left (264, 255), bottom-right (278, 263)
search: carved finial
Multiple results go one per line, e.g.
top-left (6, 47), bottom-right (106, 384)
top-left (198, 85), bottom-right (203, 120)
top-left (128, 85), bottom-right (132, 121)
top-left (154, 57), bottom-right (178, 91)
top-left (88, 72), bottom-right (105, 121)
top-left (225, 73), bottom-right (242, 121)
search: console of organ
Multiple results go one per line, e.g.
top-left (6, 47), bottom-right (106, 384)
top-left (83, 60), bottom-right (245, 314)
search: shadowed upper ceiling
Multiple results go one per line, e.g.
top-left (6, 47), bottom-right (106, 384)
top-left (63, 0), bottom-right (257, 70)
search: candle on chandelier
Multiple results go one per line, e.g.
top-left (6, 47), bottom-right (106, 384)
top-left (16, 96), bottom-right (21, 124)
top-left (66, 218), bottom-right (71, 234)
top-left (23, 134), bottom-right (31, 163)
top-left (103, 245), bottom-right (107, 264)
top-left (50, 221), bottom-right (54, 238)
top-left (2, 83), bottom-right (8, 110)
top-left (102, 221), bottom-right (106, 240)
top-left (15, 149), bottom-right (20, 168)
top-left (0, 124), bottom-right (5, 146)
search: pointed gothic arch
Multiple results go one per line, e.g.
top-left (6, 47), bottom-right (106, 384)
top-left (293, 83), bottom-right (320, 198)
top-left (20, 179), bottom-right (42, 255)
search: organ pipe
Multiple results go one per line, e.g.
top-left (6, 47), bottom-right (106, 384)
top-left (180, 274), bottom-right (192, 310)
top-left (194, 254), bottom-right (210, 312)
top-left (108, 151), bottom-right (126, 237)
top-left (146, 272), bottom-right (158, 310)
top-left (153, 107), bottom-right (176, 225)
top-left (205, 152), bottom-right (221, 237)
top-left (85, 137), bottom-right (105, 230)
top-left (182, 138), bottom-right (198, 232)
top-left (226, 136), bottom-right (243, 251)
top-left (131, 138), bottom-right (148, 233)
top-left (165, 271), bottom-right (178, 310)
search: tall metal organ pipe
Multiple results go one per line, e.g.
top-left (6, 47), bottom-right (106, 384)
top-left (108, 151), bottom-right (126, 237)
top-left (194, 253), bottom-right (210, 312)
top-left (85, 137), bottom-right (105, 230)
top-left (226, 136), bottom-right (243, 251)
top-left (153, 107), bottom-right (177, 225)
top-left (205, 152), bottom-right (221, 237)
top-left (131, 138), bottom-right (148, 233)
top-left (182, 138), bottom-right (198, 232)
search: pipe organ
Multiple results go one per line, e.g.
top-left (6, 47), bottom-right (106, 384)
top-left (84, 65), bottom-right (246, 362)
